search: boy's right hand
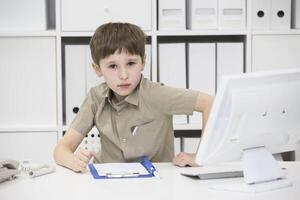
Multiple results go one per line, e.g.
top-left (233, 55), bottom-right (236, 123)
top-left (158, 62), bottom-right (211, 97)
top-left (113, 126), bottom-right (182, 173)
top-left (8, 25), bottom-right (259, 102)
top-left (72, 148), bottom-right (95, 172)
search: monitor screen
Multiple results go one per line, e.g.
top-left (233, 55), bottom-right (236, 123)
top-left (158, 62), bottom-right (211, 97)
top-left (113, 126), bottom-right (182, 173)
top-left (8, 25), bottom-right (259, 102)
top-left (194, 68), bottom-right (300, 191)
top-left (196, 68), bottom-right (300, 166)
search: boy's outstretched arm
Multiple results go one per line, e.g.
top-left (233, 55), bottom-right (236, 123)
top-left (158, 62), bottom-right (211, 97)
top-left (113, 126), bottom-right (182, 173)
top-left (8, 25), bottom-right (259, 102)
top-left (53, 128), bottom-right (95, 172)
top-left (173, 92), bottom-right (214, 167)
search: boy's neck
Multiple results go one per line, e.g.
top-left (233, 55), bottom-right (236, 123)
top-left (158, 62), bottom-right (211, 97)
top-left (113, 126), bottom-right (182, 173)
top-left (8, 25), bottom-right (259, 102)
top-left (112, 92), bottom-right (126, 103)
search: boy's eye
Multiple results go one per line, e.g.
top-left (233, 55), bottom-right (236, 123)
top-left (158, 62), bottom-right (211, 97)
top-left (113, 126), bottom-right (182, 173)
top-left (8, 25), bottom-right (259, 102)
top-left (108, 64), bottom-right (117, 69)
top-left (128, 61), bottom-right (136, 66)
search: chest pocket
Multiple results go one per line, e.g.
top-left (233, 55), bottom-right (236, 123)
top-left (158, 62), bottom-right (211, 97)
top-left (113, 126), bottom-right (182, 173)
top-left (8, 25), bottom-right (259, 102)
top-left (130, 117), bottom-right (162, 156)
top-left (130, 119), bottom-right (153, 135)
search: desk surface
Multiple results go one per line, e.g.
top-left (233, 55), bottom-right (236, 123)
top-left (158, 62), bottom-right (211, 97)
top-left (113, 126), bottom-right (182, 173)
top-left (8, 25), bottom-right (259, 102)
top-left (1, 162), bottom-right (300, 200)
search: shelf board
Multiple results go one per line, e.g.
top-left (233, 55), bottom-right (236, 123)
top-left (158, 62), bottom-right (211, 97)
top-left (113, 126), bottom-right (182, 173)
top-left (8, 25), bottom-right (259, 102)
top-left (156, 29), bottom-right (247, 36)
top-left (61, 31), bottom-right (95, 37)
top-left (174, 123), bottom-right (201, 130)
top-left (62, 124), bottom-right (200, 132)
top-left (0, 126), bottom-right (59, 133)
top-left (58, 29), bottom-right (249, 37)
top-left (0, 30), bottom-right (57, 37)
top-left (61, 30), bottom-right (153, 37)
top-left (252, 29), bottom-right (300, 35)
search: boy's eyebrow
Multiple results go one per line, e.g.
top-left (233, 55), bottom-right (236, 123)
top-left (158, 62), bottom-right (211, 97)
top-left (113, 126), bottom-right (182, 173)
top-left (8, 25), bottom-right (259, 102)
top-left (126, 57), bottom-right (139, 61)
top-left (105, 60), bottom-right (116, 65)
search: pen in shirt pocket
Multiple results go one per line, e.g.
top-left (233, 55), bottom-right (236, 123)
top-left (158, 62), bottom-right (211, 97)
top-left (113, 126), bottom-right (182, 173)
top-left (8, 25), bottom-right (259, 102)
top-left (131, 126), bottom-right (139, 136)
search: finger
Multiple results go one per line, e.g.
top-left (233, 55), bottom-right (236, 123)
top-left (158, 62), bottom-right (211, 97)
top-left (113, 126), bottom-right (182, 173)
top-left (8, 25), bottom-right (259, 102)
top-left (76, 152), bottom-right (90, 163)
top-left (74, 155), bottom-right (89, 168)
top-left (79, 148), bottom-right (94, 159)
top-left (74, 165), bottom-right (86, 173)
top-left (173, 152), bottom-right (185, 163)
top-left (175, 160), bottom-right (186, 167)
top-left (173, 153), bottom-right (192, 167)
top-left (173, 156), bottom-right (185, 167)
top-left (178, 157), bottom-right (188, 167)
top-left (90, 151), bottom-right (97, 156)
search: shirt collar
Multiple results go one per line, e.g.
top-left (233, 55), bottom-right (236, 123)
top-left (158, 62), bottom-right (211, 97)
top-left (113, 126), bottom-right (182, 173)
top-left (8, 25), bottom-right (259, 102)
top-left (103, 76), bottom-right (144, 107)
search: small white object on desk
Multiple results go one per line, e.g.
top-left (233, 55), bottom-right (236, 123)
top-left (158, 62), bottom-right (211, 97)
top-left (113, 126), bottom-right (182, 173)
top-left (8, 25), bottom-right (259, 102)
top-left (20, 161), bottom-right (56, 178)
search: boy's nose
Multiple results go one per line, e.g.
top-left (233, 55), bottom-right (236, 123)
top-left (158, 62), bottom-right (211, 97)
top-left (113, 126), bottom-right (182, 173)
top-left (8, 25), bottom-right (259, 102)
top-left (118, 67), bottom-right (129, 80)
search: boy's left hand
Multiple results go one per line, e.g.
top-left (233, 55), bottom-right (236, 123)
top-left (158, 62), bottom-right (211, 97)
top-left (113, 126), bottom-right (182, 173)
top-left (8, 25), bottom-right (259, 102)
top-left (172, 152), bottom-right (198, 167)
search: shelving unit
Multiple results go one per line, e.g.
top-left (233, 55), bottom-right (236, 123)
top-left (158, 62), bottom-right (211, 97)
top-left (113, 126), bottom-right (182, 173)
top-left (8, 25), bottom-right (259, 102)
top-left (1, 0), bottom-right (300, 162)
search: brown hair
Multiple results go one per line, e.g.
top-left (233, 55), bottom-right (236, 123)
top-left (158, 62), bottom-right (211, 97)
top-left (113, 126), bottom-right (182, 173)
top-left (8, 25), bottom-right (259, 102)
top-left (89, 22), bottom-right (146, 66)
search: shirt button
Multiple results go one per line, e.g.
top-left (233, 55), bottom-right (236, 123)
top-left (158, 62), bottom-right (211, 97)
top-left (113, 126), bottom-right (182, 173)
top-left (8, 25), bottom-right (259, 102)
top-left (121, 138), bottom-right (127, 143)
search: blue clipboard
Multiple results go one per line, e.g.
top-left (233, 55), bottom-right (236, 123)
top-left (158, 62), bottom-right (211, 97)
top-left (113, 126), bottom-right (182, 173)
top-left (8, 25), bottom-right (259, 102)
top-left (88, 156), bottom-right (158, 179)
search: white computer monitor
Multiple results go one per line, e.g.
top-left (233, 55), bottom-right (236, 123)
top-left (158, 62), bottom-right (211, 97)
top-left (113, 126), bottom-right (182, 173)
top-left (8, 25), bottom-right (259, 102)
top-left (195, 68), bottom-right (300, 191)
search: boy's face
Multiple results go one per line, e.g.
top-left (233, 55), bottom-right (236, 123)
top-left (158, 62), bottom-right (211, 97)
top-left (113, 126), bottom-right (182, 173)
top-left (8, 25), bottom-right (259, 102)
top-left (93, 49), bottom-right (145, 101)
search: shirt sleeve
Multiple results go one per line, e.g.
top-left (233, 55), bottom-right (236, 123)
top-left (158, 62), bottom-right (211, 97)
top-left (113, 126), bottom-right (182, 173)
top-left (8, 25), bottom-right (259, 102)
top-left (69, 89), bottom-right (98, 137)
top-left (146, 82), bottom-right (199, 116)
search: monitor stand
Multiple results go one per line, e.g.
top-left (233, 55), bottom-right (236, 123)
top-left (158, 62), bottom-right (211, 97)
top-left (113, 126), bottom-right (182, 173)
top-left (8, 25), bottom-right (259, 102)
top-left (210, 147), bottom-right (292, 193)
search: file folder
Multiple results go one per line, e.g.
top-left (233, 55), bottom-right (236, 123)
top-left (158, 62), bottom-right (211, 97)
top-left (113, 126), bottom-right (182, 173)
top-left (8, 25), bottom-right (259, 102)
top-left (251, 0), bottom-right (271, 30)
top-left (158, 43), bottom-right (187, 124)
top-left (159, 0), bottom-right (186, 30)
top-left (270, 0), bottom-right (291, 30)
top-left (65, 45), bottom-right (87, 126)
top-left (187, 0), bottom-right (218, 30)
top-left (219, 0), bottom-right (246, 30)
top-left (143, 44), bottom-right (152, 80)
top-left (292, 0), bottom-right (300, 29)
top-left (0, 0), bottom-right (46, 31)
top-left (184, 138), bottom-right (200, 153)
top-left (85, 46), bottom-right (104, 91)
top-left (61, 0), bottom-right (152, 31)
top-left (174, 138), bottom-right (181, 155)
top-left (216, 43), bottom-right (244, 89)
top-left (65, 45), bottom-right (104, 125)
top-left (88, 156), bottom-right (158, 179)
top-left (188, 43), bottom-right (216, 126)
top-left (77, 127), bottom-right (101, 153)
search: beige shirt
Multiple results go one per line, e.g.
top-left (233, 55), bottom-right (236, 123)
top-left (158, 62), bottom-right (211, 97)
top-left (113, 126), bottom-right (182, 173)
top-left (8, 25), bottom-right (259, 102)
top-left (70, 77), bottom-right (198, 163)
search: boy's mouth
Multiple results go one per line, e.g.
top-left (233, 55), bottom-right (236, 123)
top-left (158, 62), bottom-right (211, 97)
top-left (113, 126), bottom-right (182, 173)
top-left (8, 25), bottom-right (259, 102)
top-left (117, 83), bottom-right (131, 89)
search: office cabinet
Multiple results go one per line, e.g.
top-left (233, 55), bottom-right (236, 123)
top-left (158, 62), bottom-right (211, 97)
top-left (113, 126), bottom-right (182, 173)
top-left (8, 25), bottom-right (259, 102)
top-left (252, 35), bottom-right (300, 72)
top-left (61, 0), bottom-right (152, 31)
top-left (0, 132), bottom-right (57, 163)
top-left (0, 37), bottom-right (57, 128)
top-left (1, 0), bottom-right (299, 158)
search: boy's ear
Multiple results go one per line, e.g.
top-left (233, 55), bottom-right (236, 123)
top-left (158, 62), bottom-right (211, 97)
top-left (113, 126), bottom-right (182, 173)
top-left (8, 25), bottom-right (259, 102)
top-left (92, 63), bottom-right (103, 77)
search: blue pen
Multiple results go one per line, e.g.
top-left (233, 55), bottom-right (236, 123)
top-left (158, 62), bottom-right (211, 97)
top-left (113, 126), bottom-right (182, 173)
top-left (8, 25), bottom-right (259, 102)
top-left (140, 156), bottom-right (161, 179)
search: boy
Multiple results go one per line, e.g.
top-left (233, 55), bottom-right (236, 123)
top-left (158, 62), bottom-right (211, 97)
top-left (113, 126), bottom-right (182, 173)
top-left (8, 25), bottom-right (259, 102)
top-left (53, 22), bottom-right (213, 172)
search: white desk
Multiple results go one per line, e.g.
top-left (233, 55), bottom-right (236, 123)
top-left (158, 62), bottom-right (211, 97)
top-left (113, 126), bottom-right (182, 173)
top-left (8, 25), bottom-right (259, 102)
top-left (0, 162), bottom-right (300, 200)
